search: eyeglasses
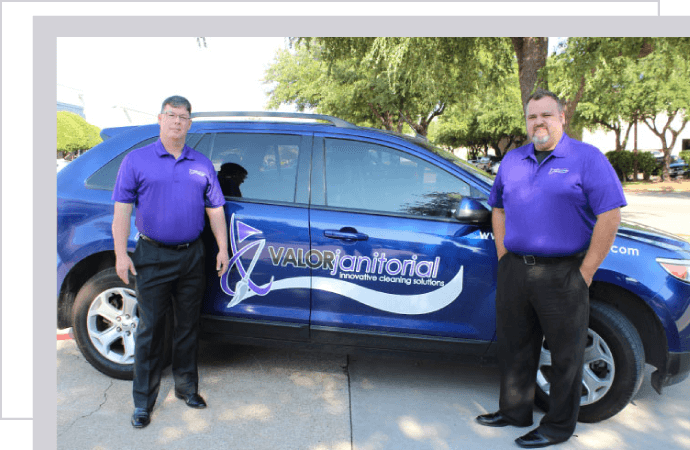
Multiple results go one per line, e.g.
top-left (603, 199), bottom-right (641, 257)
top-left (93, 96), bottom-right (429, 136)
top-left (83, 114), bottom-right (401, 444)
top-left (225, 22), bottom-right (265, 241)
top-left (163, 111), bottom-right (191, 121)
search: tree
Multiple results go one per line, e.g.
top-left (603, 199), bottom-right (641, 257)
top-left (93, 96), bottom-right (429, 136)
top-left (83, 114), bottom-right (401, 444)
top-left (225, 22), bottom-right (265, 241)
top-left (576, 55), bottom-right (641, 152)
top-left (264, 40), bottom-right (410, 132)
top-left (270, 37), bottom-right (690, 164)
top-left (430, 67), bottom-right (526, 158)
top-left (572, 38), bottom-right (690, 180)
top-left (57, 111), bottom-right (102, 157)
top-left (548, 37), bottom-right (659, 137)
top-left (270, 38), bottom-right (513, 136)
top-left (635, 45), bottom-right (690, 180)
top-left (511, 37), bottom-right (549, 109)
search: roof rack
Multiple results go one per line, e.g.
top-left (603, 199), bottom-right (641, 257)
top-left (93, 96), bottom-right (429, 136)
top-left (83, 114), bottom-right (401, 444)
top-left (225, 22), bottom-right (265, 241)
top-left (190, 111), bottom-right (359, 129)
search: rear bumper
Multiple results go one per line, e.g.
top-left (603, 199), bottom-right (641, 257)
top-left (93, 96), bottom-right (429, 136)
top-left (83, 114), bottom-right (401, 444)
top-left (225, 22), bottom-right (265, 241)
top-left (651, 351), bottom-right (690, 394)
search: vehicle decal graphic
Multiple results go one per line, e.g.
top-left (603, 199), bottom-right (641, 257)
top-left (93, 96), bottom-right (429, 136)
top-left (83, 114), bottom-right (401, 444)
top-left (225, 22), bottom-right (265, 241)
top-left (221, 215), bottom-right (274, 308)
top-left (221, 214), bottom-right (464, 314)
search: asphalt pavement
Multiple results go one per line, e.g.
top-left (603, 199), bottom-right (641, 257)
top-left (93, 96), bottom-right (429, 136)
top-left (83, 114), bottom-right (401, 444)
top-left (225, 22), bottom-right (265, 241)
top-left (57, 192), bottom-right (690, 450)
top-left (621, 191), bottom-right (690, 239)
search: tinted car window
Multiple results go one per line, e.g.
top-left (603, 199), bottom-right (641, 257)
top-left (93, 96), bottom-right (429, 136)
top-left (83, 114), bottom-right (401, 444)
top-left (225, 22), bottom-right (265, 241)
top-left (324, 138), bottom-right (478, 218)
top-left (85, 137), bottom-right (158, 190)
top-left (85, 133), bottom-right (205, 191)
top-left (208, 133), bottom-right (301, 204)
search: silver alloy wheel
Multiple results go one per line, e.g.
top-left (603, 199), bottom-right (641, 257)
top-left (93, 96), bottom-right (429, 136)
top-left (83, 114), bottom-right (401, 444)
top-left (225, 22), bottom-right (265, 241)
top-left (537, 328), bottom-right (615, 405)
top-left (86, 287), bottom-right (138, 365)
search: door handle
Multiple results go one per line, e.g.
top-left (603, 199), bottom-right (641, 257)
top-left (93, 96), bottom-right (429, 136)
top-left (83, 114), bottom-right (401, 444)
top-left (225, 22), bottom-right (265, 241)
top-left (324, 230), bottom-right (369, 241)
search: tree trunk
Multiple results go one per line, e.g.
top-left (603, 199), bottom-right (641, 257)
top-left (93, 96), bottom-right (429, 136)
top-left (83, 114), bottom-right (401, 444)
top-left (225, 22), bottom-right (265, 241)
top-left (512, 37), bottom-right (549, 111)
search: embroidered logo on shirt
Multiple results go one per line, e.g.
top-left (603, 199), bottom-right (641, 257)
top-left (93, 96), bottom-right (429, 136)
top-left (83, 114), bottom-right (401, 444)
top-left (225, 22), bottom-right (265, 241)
top-left (189, 169), bottom-right (207, 178)
top-left (549, 168), bottom-right (569, 175)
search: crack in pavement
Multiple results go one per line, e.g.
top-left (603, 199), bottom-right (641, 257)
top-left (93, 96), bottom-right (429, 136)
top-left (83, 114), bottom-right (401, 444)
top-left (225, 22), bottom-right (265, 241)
top-left (58, 380), bottom-right (114, 437)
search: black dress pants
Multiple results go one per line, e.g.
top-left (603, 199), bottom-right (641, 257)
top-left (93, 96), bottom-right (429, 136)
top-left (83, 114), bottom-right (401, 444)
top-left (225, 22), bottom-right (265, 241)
top-left (495, 251), bottom-right (589, 441)
top-left (131, 237), bottom-right (205, 411)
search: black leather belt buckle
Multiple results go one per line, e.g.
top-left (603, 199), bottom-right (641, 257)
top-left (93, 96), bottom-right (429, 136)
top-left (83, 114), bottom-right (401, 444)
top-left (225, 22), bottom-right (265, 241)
top-left (523, 255), bottom-right (536, 265)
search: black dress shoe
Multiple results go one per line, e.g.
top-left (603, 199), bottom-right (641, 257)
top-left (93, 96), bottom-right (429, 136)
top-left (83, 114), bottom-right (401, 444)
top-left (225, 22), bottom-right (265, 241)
top-left (515, 429), bottom-right (566, 448)
top-left (131, 408), bottom-right (151, 428)
top-left (174, 390), bottom-right (207, 409)
top-left (476, 412), bottom-right (532, 428)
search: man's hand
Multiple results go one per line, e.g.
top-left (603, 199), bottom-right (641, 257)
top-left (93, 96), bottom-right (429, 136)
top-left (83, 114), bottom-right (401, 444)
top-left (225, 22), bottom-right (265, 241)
top-left (492, 207), bottom-right (508, 261)
top-left (112, 202), bottom-right (136, 284)
top-left (116, 255), bottom-right (137, 284)
top-left (216, 250), bottom-right (230, 277)
top-left (206, 206), bottom-right (229, 277)
top-left (579, 207), bottom-right (621, 289)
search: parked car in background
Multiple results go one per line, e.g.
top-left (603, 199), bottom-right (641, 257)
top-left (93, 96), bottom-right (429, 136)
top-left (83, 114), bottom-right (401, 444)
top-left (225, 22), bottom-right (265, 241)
top-left (669, 156), bottom-right (689, 178)
top-left (651, 151), bottom-right (665, 166)
top-left (57, 111), bottom-right (690, 424)
top-left (475, 156), bottom-right (492, 172)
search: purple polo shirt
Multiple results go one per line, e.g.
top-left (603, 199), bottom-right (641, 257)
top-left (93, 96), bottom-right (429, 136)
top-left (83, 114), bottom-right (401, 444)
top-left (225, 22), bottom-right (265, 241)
top-left (112, 139), bottom-right (225, 245)
top-left (488, 134), bottom-right (626, 257)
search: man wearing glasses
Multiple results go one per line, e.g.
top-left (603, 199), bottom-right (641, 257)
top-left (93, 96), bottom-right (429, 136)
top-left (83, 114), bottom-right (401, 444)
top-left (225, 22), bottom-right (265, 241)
top-left (112, 95), bottom-right (230, 428)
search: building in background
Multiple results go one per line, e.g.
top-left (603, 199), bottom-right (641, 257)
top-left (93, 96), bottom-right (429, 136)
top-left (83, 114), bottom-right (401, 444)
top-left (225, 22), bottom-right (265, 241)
top-left (107, 105), bottom-right (157, 127)
top-left (57, 84), bottom-right (85, 118)
top-left (582, 113), bottom-right (689, 157)
top-left (57, 84), bottom-right (157, 129)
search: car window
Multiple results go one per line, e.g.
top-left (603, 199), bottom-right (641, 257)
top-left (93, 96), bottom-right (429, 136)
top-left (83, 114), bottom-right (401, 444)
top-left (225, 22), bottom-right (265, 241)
top-left (208, 133), bottom-right (302, 204)
top-left (324, 138), bottom-right (481, 218)
top-left (85, 133), bottom-right (205, 191)
top-left (85, 137), bottom-right (159, 190)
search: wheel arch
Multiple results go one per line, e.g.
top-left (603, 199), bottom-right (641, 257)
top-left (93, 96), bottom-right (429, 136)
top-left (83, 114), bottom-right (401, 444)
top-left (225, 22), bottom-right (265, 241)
top-left (57, 251), bottom-right (117, 329)
top-left (590, 281), bottom-right (668, 374)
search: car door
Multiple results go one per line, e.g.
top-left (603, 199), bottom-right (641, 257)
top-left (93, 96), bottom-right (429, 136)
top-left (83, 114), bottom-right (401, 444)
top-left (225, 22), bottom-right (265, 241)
top-left (198, 131), bottom-right (313, 341)
top-left (309, 135), bottom-right (498, 350)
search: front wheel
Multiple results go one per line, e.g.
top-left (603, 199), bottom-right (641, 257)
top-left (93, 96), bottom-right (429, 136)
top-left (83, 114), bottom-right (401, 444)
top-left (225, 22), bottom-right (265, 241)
top-left (72, 268), bottom-right (172, 380)
top-left (535, 301), bottom-right (645, 423)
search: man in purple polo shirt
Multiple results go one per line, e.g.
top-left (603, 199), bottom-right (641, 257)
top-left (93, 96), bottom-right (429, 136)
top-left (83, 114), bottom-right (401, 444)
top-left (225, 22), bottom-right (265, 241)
top-left (112, 95), bottom-right (229, 429)
top-left (476, 89), bottom-right (626, 448)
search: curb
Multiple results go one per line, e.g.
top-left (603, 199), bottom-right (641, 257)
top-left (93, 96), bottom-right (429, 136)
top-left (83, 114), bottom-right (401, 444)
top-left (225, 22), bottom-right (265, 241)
top-left (57, 328), bottom-right (73, 341)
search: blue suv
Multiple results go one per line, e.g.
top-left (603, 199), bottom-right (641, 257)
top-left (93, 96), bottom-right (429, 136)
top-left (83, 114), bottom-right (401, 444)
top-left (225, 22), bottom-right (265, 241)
top-left (57, 112), bottom-right (690, 423)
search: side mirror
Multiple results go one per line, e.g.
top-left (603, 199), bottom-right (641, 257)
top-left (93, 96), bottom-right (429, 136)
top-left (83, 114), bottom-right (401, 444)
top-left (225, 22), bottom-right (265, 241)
top-left (453, 197), bottom-right (491, 224)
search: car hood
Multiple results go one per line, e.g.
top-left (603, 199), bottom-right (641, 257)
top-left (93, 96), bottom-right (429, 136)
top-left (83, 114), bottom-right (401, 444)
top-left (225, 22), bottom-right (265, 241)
top-left (618, 220), bottom-right (690, 253)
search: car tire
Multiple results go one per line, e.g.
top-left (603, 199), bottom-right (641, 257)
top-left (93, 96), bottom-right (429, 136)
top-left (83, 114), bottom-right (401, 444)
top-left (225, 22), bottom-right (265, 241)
top-left (72, 268), bottom-right (172, 380)
top-left (535, 301), bottom-right (645, 423)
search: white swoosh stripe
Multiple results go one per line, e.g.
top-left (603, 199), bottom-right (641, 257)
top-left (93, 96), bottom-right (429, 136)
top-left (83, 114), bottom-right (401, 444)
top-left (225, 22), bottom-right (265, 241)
top-left (230, 267), bottom-right (464, 315)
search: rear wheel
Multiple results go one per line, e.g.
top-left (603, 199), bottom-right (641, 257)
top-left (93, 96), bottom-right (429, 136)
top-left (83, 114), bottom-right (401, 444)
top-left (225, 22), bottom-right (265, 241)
top-left (535, 301), bottom-right (645, 423)
top-left (72, 268), bottom-right (171, 380)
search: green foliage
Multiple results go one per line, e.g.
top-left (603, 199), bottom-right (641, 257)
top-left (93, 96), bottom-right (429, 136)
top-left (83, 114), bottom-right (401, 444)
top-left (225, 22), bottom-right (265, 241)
top-left (607, 150), bottom-right (659, 181)
top-left (271, 37), bottom-right (687, 167)
top-left (57, 111), bottom-right (102, 155)
top-left (680, 150), bottom-right (690, 166)
top-left (429, 63), bottom-right (526, 156)
top-left (606, 150), bottom-right (634, 182)
top-left (634, 151), bottom-right (658, 180)
top-left (269, 38), bottom-right (515, 136)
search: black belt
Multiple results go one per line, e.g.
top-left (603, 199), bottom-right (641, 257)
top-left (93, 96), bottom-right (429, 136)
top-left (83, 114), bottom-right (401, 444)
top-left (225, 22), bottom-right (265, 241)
top-left (512, 251), bottom-right (586, 266)
top-left (140, 234), bottom-right (195, 250)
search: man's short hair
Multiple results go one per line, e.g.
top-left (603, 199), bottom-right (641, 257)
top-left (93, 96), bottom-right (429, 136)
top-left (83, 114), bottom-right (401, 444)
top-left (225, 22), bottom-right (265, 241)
top-left (525, 89), bottom-right (563, 114)
top-left (161, 95), bottom-right (192, 114)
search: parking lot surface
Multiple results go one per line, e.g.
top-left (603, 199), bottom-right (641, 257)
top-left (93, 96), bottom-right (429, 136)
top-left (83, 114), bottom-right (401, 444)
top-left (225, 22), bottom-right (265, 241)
top-left (58, 339), bottom-right (690, 450)
top-left (58, 192), bottom-right (690, 450)
top-left (621, 191), bottom-right (690, 239)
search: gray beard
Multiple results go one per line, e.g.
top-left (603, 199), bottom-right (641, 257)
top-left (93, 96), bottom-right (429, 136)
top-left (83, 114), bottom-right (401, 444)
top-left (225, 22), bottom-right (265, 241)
top-left (531, 134), bottom-right (549, 146)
